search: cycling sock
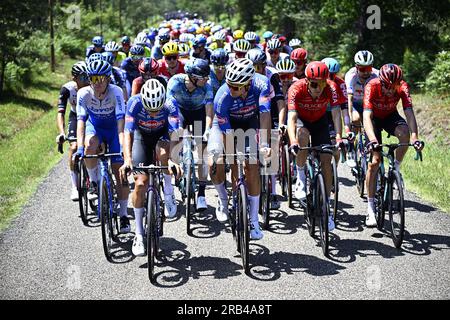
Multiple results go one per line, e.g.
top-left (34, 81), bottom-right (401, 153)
top-left (119, 199), bottom-right (128, 217)
top-left (248, 195), bottom-right (260, 225)
top-left (214, 182), bottom-right (228, 205)
top-left (296, 166), bottom-right (305, 184)
top-left (198, 183), bottom-right (206, 197)
top-left (87, 167), bottom-right (98, 184)
top-left (70, 170), bottom-right (78, 188)
top-left (271, 175), bottom-right (277, 195)
top-left (134, 207), bottom-right (144, 236)
top-left (164, 174), bottom-right (173, 195)
top-left (367, 197), bottom-right (375, 214)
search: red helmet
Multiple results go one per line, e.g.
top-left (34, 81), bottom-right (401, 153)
top-left (379, 64), bottom-right (403, 87)
top-left (305, 61), bottom-right (329, 80)
top-left (139, 57), bottom-right (159, 74)
top-left (279, 36), bottom-right (287, 43)
top-left (170, 30), bottom-right (180, 39)
top-left (290, 48), bottom-right (308, 62)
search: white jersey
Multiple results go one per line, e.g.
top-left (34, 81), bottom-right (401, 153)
top-left (58, 81), bottom-right (78, 113)
top-left (344, 66), bottom-right (379, 103)
top-left (266, 52), bottom-right (289, 68)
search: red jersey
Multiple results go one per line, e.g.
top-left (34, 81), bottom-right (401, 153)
top-left (158, 59), bottom-right (185, 79)
top-left (363, 78), bottom-right (413, 119)
top-left (332, 76), bottom-right (348, 103)
top-left (287, 78), bottom-right (343, 122)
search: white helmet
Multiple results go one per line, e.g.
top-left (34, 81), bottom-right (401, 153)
top-left (244, 31), bottom-right (257, 41)
top-left (134, 33), bottom-right (148, 46)
top-left (267, 38), bottom-right (281, 50)
top-left (179, 33), bottom-right (191, 43)
top-left (354, 50), bottom-right (374, 66)
top-left (289, 38), bottom-right (302, 48)
top-left (214, 31), bottom-right (226, 41)
top-left (225, 58), bottom-right (255, 85)
top-left (105, 41), bottom-right (120, 52)
top-left (140, 79), bottom-right (166, 112)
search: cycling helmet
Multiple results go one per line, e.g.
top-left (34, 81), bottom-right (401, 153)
top-left (87, 60), bottom-right (112, 77)
top-left (121, 36), bottom-right (131, 44)
top-left (140, 79), bottom-right (166, 112)
top-left (192, 34), bottom-right (207, 47)
top-left (178, 43), bottom-right (190, 57)
top-left (245, 48), bottom-right (267, 64)
top-left (214, 31), bottom-right (226, 41)
top-left (158, 28), bottom-right (171, 42)
top-left (92, 36), bottom-right (103, 47)
top-left (379, 64), bottom-right (403, 87)
top-left (233, 39), bottom-right (251, 53)
top-left (130, 45), bottom-right (145, 56)
top-left (161, 42), bottom-right (179, 56)
top-left (134, 33), bottom-right (148, 46)
top-left (225, 58), bottom-right (255, 85)
top-left (262, 31), bottom-right (273, 40)
top-left (244, 31), bottom-right (258, 42)
top-left (71, 61), bottom-right (87, 77)
top-left (289, 38), bottom-right (302, 48)
top-left (279, 36), bottom-right (287, 43)
top-left (305, 61), bottom-right (329, 80)
top-left (88, 53), bottom-right (103, 63)
top-left (232, 30), bottom-right (244, 40)
top-left (211, 25), bottom-right (222, 34)
top-left (170, 29), bottom-right (180, 39)
top-left (138, 58), bottom-right (159, 74)
top-left (179, 33), bottom-right (191, 43)
top-left (101, 52), bottom-right (116, 65)
top-left (187, 26), bottom-right (197, 33)
top-left (354, 50), bottom-right (374, 66)
top-left (267, 39), bottom-right (282, 50)
top-left (184, 58), bottom-right (210, 77)
top-left (290, 48), bottom-right (308, 61)
top-left (321, 57), bottom-right (340, 74)
top-left (105, 41), bottom-right (120, 52)
top-left (210, 48), bottom-right (229, 65)
top-left (276, 58), bottom-right (296, 74)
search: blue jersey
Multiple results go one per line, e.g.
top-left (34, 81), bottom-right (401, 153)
top-left (166, 74), bottom-right (214, 111)
top-left (120, 57), bottom-right (140, 83)
top-left (85, 45), bottom-right (104, 58)
top-left (76, 84), bottom-right (125, 129)
top-left (214, 73), bottom-right (271, 133)
top-left (125, 94), bottom-right (179, 135)
top-left (151, 46), bottom-right (163, 61)
top-left (208, 66), bottom-right (226, 96)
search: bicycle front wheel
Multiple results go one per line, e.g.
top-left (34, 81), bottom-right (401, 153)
top-left (389, 171), bottom-right (405, 248)
top-left (237, 184), bottom-right (250, 274)
top-left (356, 139), bottom-right (366, 198)
top-left (147, 189), bottom-right (159, 283)
top-left (331, 156), bottom-right (339, 224)
top-left (260, 171), bottom-right (270, 230)
top-left (374, 167), bottom-right (385, 231)
top-left (316, 174), bottom-right (330, 257)
top-left (77, 159), bottom-right (89, 225)
top-left (185, 163), bottom-right (193, 235)
top-left (99, 176), bottom-right (114, 262)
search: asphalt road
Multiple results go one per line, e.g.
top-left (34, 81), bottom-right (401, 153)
top-left (1, 155), bottom-right (449, 300)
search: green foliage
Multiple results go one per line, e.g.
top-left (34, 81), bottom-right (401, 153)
top-left (58, 34), bottom-right (85, 58)
top-left (401, 48), bottom-right (433, 88)
top-left (424, 51), bottom-right (450, 94)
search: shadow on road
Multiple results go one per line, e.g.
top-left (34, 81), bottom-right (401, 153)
top-left (404, 200), bottom-right (439, 214)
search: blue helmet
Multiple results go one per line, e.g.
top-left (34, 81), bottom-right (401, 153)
top-left (210, 48), bottom-right (229, 65)
top-left (184, 58), bottom-right (210, 77)
top-left (187, 26), bottom-right (197, 33)
top-left (92, 36), bottom-right (104, 47)
top-left (88, 53), bottom-right (103, 63)
top-left (262, 31), bottom-right (273, 40)
top-left (321, 57), bottom-right (341, 74)
top-left (121, 36), bottom-right (131, 44)
top-left (101, 51), bottom-right (115, 65)
top-left (192, 35), bottom-right (207, 48)
top-left (87, 60), bottom-right (112, 77)
top-left (130, 45), bottom-right (145, 56)
top-left (245, 48), bottom-right (267, 64)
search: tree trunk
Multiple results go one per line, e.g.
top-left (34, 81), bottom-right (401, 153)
top-left (0, 54), bottom-right (7, 99)
top-left (49, 0), bottom-right (56, 72)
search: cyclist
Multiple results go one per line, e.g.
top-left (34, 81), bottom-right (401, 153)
top-left (287, 61), bottom-right (344, 231)
top-left (134, 33), bottom-right (152, 57)
top-left (289, 38), bottom-right (302, 50)
top-left (246, 48), bottom-right (286, 209)
top-left (290, 48), bottom-right (308, 80)
top-left (151, 28), bottom-right (171, 60)
top-left (158, 42), bottom-right (185, 79)
top-left (209, 49), bottom-right (229, 95)
top-left (73, 60), bottom-right (131, 233)
top-left (363, 64), bottom-right (424, 227)
top-left (56, 61), bottom-right (90, 201)
top-left (275, 58), bottom-right (297, 99)
top-left (178, 43), bottom-right (191, 61)
top-left (244, 31), bottom-right (262, 50)
top-left (278, 36), bottom-right (292, 55)
top-left (266, 39), bottom-right (288, 68)
top-left (120, 79), bottom-right (181, 256)
top-left (166, 58), bottom-right (213, 211)
top-left (131, 58), bottom-right (167, 96)
top-left (209, 58), bottom-right (272, 239)
top-left (119, 36), bottom-right (131, 55)
top-left (228, 39), bottom-right (251, 64)
top-left (101, 52), bottom-right (128, 102)
top-left (191, 35), bottom-right (212, 63)
top-left (86, 36), bottom-right (104, 58)
top-left (121, 45), bottom-right (145, 97)
top-left (104, 41), bottom-right (122, 67)
top-left (262, 31), bottom-right (273, 51)
top-left (232, 29), bottom-right (244, 41)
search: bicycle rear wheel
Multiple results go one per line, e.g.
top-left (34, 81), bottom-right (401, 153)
top-left (99, 176), bottom-right (114, 262)
top-left (147, 189), bottom-right (159, 283)
top-left (237, 184), bottom-right (250, 274)
top-left (317, 174), bottom-right (330, 257)
top-left (356, 138), bottom-right (366, 198)
top-left (331, 157), bottom-right (339, 223)
top-left (304, 166), bottom-right (315, 237)
top-left (77, 159), bottom-right (89, 225)
top-left (374, 167), bottom-right (385, 230)
top-left (260, 171), bottom-right (270, 230)
top-left (389, 171), bottom-right (405, 248)
top-left (185, 163), bottom-right (193, 235)
top-left (286, 145), bottom-right (293, 208)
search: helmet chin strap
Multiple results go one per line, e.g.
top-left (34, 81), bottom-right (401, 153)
top-left (188, 75), bottom-right (199, 88)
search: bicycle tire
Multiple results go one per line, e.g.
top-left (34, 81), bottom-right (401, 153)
top-left (331, 156), bottom-right (339, 223)
top-left (389, 170), bottom-right (405, 248)
top-left (260, 171), bottom-right (270, 230)
top-left (230, 192), bottom-right (239, 252)
top-left (237, 184), bottom-right (250, 274)
top-left (99, 176), bottom-right (113, 262)
top-left (304, 165), bottom-right (315, 237)
top-left (317, 174), bottom-right (330, 257)
top-left (185, 162), bottom-right (193, 235)
top-left (286, 145), bottom-right (293, 208)
top-left (374, 167), bottom-right (385, 230)
top-left (280, 144), bottom-right (288, 198)
top-left (147, 189), bottom-right (158, 283)
top-left (356, 138), bottom-right (366, 198)
top-left (77, 159), bottom-right (89, 225)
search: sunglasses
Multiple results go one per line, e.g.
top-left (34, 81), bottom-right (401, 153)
top-left (308, 79), bottom-right (327, 89)
top-left (268, 49), bottom-right (280, 54)
top-left (381, 80), bottom-right (400, 90)
top-left (191, 75), bottom-right (209, 81)
top-left (254, 63), bottom-right (266, 71)
top-left (89, 75), bottom-right (108, 84)
top-left (165, 55), bottom-right (178, 61)
top-left (280, 73), bottom-right (294, 81)
top-left (142, 71), bottom-right (157, 79)
top-left (130, 55), bottom-right (143, 61)
top-left (227, 82), bottom-right (248, 91)
top-left (292, 59), bottom-right (306, 66)
top-left (213, 64), bottom-right (226, 70)
top-left (356, 65), bottom-right (372, 73)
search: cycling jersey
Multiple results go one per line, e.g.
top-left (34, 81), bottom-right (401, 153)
top-left (158, 59), bottom-right (185, 79)
top-left (208, 66), bottom-right (226, 95)
top-left (58, 81), bottom-right (78, 114)
top-left (287, 78), bottom-right (343, 123)
top-left (111, 67), bottom-right (125, 88)
top-left (85, 45), bottom-right (104, 58)
top-left (76, 84), bottom-right (125, 129)
top-left (266, 52), bottom-right (289, 68)
top-left (363, 78), bottom-right (413, 119)
top-left (131, 75), bottom-right (168, 96)
top-left (125, 94), bottom-right (179, 136)
top-left (191, 49), bottom-right (212, 63)
top-left (214, 73), bottom-right (271, 133)
top-left (116, 51), bottom-right (128, 65)
top-left (151, 46), bottom-right (164, 61)
top-left (166, 74), bottom-right (214, 111)
top-left (345, 67), bottom-right (379, 104)
top-left (326, 76), bottom-right (348, 111)
top-left (265, 67), bottom-right (284, 123)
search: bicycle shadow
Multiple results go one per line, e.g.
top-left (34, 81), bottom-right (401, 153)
top-left (335, 208), bottom-right (365, 233)
top-left (404, 200), bottom-right (439, 214)
top-left (188, 205), bottom-right (226, 239)
top-left (267, 209), bottom-right (304, 235)
top-left (108, 233), bottom-right (136, 264)
top-left (339, 176), bottom-right (356, 187)
top-left (139, 238), bottom-right (241, 287)
top-left (395, 230), bottom-right (450, 256)
top-left (247, 243), bottom-right (346, 281)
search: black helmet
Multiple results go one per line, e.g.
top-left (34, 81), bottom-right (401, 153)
top-left (184, 58), bottom-right (210, 77)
